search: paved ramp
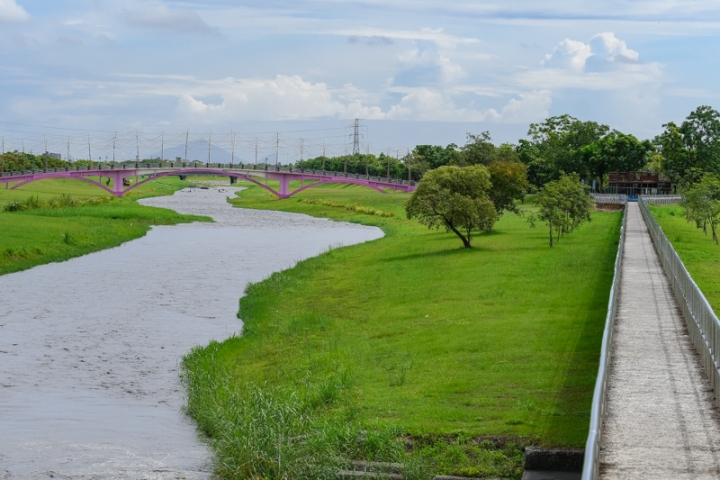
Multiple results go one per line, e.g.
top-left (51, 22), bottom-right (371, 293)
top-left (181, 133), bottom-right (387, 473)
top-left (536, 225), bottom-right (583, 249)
top-left (599, 203), bottom-right (720, 479)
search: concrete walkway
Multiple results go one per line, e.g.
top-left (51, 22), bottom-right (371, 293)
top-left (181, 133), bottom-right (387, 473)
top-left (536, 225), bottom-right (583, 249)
top-left (599, 203), bottom-right (720, 479)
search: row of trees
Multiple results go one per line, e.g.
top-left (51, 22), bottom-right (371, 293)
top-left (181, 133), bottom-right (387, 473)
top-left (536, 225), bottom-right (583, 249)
top-left (0, 152), bottom-right (68, 172)
top-left (405, 105), bottom-right (720, 193)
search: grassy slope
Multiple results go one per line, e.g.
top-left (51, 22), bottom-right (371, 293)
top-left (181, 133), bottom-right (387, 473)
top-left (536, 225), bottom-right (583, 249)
top-left (0, 177), bottom-right (209, 275)
top-left (198, 182), bottom-right (621, 448)
top-left (650, 204), bottom-right (720, 312)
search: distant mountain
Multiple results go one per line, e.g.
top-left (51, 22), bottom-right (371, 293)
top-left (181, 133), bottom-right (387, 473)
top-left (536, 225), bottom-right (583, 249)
top-left (149, 139), bottom-right (278, 164)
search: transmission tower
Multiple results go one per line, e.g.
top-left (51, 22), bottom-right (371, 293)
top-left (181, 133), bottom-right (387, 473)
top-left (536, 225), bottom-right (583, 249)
top-left (349, 118), bottom-right (364, 155)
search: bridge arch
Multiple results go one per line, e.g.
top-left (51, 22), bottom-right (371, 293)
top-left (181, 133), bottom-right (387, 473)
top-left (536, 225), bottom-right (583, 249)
top-left (285, 179), bottom-right (387, 197)
top-left (9, 174), bottom-right (117, 196)
top-left (124, 169), bottom-right (282, 197)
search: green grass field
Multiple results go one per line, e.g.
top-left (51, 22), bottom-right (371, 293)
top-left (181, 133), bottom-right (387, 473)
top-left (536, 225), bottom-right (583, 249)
top-left (182, 182), bottom-right (622, 478)
top-left (650, 204), bottom-right (720, 313)
top-left (0, 176), bottom-right (209, 275)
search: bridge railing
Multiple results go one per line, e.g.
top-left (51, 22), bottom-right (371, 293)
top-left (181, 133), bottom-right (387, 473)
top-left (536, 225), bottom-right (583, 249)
top-left (582, 198), bottom-right (628, 480)
top-left (640, 194), bottom-right (683, 204)
top-left (593, 193), bottom-right (627, 204)
top-left (0, 163), bottom-right (417, 186)
top-left (638, 197), bottom-right (720, 405)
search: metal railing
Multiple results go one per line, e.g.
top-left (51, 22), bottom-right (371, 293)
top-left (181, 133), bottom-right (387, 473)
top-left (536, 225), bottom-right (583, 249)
top-left (640, 194), bottom-right (682, 205)
top-left (0, 163), bottom-right (417, 186)
top-left (638, 196), bottom-right (720, 403)
top-left (593, 193), bottom-right (627, 204)
top-left (582, 199), bottom-right (628, 480)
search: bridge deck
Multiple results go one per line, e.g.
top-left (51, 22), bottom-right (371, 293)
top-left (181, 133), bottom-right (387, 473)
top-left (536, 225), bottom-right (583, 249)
top-left (599, 202), bottom-right (720, 478)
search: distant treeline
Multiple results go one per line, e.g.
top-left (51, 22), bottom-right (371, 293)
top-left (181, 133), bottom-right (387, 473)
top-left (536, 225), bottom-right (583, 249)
top-left (0, 152), bottom-right (68, 172)
top-left (5, 105), bottom-right (720, 192)
top-left (295, 105), bottom-right (720, 192)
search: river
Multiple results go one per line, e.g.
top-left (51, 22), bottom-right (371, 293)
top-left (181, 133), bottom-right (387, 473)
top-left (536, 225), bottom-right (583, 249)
top-left (0, 187), bottom-right (383, 479)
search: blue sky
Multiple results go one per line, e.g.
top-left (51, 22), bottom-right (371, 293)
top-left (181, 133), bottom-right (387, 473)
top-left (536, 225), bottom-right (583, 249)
top-left (0, 0), bottom-right (719, 161)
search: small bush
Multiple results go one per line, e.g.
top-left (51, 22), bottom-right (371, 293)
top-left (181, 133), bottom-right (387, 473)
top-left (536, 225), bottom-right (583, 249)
top-left (300, 198), bottom-right (395, 217)
top-left (3, 194), bottom-right (114, 212)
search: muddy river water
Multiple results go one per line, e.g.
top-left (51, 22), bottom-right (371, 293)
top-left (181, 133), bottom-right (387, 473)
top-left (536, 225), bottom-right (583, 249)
top-left (0, 187), bottom-right (383, 479)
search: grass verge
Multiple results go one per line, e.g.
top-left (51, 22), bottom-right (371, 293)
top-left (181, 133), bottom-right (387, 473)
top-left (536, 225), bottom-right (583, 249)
top-left (182, 182), bottom-right (622, 478)
top-left (0, 177), bottom-right (209, 275)
top-left (649, 203), bottom-right (720, 312)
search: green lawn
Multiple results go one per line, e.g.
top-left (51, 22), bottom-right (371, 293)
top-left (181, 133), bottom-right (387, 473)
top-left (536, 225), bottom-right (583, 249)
top-left (182, 182), bottom-right (622, 478)
top-left (649, 204), bottom-right (720, 312)
top-left (0, 176), bottom-right (209, 275)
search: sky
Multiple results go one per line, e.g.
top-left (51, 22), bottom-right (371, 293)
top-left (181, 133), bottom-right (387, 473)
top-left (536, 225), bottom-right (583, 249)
top-left (0, 0), bottom-right (719, 162)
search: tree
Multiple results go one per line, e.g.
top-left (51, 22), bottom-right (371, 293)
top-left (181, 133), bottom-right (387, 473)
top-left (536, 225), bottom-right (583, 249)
top-left (454, 132), bottom-right (497, 166)
top-left (582, 130), bottom-right (652, 192)
top-left (488, 161), bottom-right (529, 216)
top-left (655, 106), bottom-right (720, 185)
top-left (537, 173), bottom-right (592, 246)
top-left (412, 144), bottom-right (459, 170)
top-left (522, 115), bottom-right (610, 187)
top-left (682, 173), bottom-right (720, 243)
top-left (405, 165), bottom-right (498, 248)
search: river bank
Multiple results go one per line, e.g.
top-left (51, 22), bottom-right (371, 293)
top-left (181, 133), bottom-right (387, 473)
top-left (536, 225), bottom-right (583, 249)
top-left (0, 186), bottom-right (382, 479)
top-left (0, 177), bottom-right (206, 275)
top-left (181, 183), bottom-right (621, 479)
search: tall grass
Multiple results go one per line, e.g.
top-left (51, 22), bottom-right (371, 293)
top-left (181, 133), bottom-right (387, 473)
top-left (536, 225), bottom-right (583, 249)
top-left (3, 194), bottom-right (114, 212)
top-left (182, 341), bottom-right (421, 480)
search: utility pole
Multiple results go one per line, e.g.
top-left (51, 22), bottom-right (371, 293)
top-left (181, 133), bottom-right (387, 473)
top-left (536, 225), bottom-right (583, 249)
top-left (207, 131), bottom-right (212, 165)
top-left (300, 137), bottom-right (305, 172)
top-left (135, 131), bottom-right (140, 165)
top-left (160, 132), bottom-right (164, 164)
top-left (184, 130), bottom-right (189, 165)
top-left (43, 135), bottom-right (48, 171)
top-left (407, 148), bottom-right (411, 181)
top-left (365, 142), bottom-right (369, 176)
top-left (352, 118), bottom-right (361, 155)
top-left (275, 133), bottom-right (279, 170)
top-left (231, 130), bottom-right (236, 167)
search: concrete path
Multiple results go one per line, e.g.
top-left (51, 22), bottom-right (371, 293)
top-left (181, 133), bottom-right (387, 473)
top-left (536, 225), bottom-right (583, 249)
top-left (599, 202), bottom-right (720, 479)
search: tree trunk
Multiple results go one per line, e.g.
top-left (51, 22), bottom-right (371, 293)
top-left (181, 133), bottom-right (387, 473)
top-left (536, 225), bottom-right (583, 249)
top-left (445, 220), bottom-right (472, 248)
top-left (549, 224), bottom-right (554, 247)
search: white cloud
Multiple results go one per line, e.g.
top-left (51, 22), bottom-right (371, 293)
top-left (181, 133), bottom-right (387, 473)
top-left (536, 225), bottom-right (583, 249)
top-left (175, 75), bottom-right (346, 121)
top-left (543, 32), bottom-right (641, 73)
top-left (328, 26), bottom-right (480, 49)
top-left (382, 87), bottom-right (550, 123)
top-left (530, 32), bottom-right (659, 91)
top-left (121, 2), bottom-right (214, 34)
top-left (0, 0), bottom-right (29, 23)
top-left (542, 38), bottom-right (592, 71)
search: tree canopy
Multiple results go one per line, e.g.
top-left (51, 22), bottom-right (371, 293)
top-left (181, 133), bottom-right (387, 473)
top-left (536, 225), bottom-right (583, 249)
top-left (537, 173), bottom-right (592, 247)
top-left (405, 165), bottom-right (498, 248)
top-left (655, 105), bottom-right (720, 186)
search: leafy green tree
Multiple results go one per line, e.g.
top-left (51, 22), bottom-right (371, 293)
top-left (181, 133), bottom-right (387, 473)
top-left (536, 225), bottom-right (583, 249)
top-left (405, 165), bottom-right (498, 248)
top-left (682, 173), bottom-right (720, 243)
top-left (522, 115), bottom-right (609, 187)
top-left (487, 161), bottom-right (529, 216)
top-left (655, 106), bottom-right (720, 185)
top-left (412, 144), bottom-right (459, 170)
top-left (453, 132), bottom-right (497, 166)
top-left (582, 130), bottom-right (652, 192)
top-left (537, 173), bottom-right (592, 246)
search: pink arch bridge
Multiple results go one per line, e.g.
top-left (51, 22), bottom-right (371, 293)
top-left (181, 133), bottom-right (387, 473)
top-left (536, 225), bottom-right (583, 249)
top-left (0, 165), bottom-right (417, 199)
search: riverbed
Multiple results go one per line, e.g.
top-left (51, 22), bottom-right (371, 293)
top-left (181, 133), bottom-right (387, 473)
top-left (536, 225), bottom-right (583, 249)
top-left (0, 187), bottom-right (383, 479)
